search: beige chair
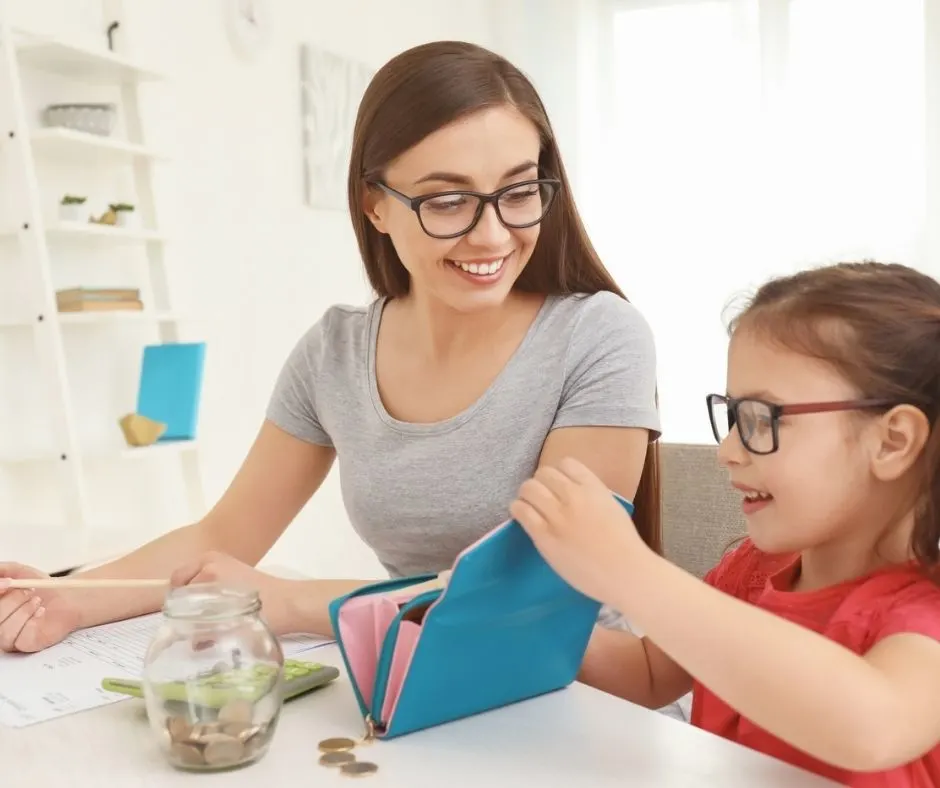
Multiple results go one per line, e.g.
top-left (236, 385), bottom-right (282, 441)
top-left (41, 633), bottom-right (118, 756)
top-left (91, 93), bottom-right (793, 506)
top-left (659, 442), bottom-right (747, 578)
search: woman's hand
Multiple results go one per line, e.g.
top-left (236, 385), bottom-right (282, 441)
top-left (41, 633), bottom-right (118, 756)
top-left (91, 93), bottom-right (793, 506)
top-left (169, 551), bottom-right (298, 635)
top-left (0, 563), bottom-right (83, 652)
top-left (509, 457), bottom-right (652, 605)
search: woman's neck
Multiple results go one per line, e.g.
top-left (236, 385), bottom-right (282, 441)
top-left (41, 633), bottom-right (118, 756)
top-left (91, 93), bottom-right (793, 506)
top-left (396, 290), bottom-right (541, 362)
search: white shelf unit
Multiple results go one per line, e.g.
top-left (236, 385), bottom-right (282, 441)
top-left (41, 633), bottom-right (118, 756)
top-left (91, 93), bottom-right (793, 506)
top-left (2, 221), bottom-right (167, 243)
top-left (30, 125), bottom-right (167, 161)
top-left (0, 7), bottom-right (206, 573)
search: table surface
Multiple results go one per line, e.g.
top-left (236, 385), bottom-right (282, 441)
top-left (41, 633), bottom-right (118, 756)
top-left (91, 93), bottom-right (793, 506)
top-left (2, 641), bottom-right (839, 787)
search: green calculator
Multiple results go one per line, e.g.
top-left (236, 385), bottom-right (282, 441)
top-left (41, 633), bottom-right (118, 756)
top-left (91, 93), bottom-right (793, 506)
top-left (101, 658), bottom-right (340, 709)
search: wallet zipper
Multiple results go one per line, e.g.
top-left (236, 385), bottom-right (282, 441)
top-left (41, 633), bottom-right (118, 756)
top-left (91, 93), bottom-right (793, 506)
top-left (331, 574), bottom-right (437, 725)
top-left (369, 588), bottom-right (442, 729)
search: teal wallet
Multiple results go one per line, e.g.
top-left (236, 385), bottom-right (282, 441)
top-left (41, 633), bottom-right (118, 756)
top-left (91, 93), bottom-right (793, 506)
top-left (328, 493), bottom-right (635, 739)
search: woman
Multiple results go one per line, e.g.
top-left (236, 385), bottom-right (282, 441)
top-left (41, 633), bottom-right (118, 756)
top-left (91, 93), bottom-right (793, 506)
top-left (0, 42), bottom-right (662, 686)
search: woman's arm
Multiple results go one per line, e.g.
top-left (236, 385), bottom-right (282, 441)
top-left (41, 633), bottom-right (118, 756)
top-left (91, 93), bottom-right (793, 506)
top-left (578, 624), bottom-right (692, 709)
top-left (72, 421), bottom-right (338, 628)
top-left (614, 553), bottom-right (940, 772)
top-left (539, 425), bottom-right (692, 708)
top-left (538, 425), bottom-right (646, 500)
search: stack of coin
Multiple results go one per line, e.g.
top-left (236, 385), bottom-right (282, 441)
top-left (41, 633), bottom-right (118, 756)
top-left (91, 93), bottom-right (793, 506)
top-left (318, 737), bottom-right (379, 777)
top-left (163, 698), bottom-right (274, 771)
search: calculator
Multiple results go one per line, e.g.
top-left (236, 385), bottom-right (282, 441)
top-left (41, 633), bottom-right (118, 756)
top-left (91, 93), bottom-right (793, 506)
top-left (101, 658), bottom-right (340, 708)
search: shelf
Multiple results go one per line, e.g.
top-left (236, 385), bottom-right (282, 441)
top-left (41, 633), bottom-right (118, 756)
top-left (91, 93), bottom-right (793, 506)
top-left (117, 439), bottom-right (198, 460)
top-left (12, 27), bottom-right (166, 84)
top-left (48, 221), bottom-right (166, 243)
top-left (0, 439), bottom-right (198, 465)
top-left (30, 127), bottom-right (167, 162)
top-left (57, 309), bottom-right (179, 324)
top-left (0, 222), bottom-right (166, 243)
top-left (0, 310), bottom-right (180, 328)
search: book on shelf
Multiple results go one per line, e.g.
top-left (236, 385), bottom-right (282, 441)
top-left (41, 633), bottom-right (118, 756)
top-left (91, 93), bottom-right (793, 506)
top-left (136, 342), bottom-right (207, 442)
top-left (55, 287), bottom-right (142, 312)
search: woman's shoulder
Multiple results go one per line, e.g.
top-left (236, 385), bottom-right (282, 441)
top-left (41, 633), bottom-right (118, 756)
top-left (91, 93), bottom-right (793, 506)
top-left (549, 290), bottom-right (652, 328)
top-left (542, 290), bottom-right (655, 358)
top-left (289, 298), bottom-right (382, 360)
top-left (306, 299), bottom-right (379, 338)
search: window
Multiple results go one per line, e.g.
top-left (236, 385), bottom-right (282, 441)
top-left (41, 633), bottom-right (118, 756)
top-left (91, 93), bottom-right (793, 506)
top-left (583, 0), bottom-right (928, 442)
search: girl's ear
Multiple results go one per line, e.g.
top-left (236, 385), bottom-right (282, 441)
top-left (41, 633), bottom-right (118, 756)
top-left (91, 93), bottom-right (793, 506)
top-left (870, 404), bottom-right (930, 482)
top-left (362, 186), bottom-right (389, 235)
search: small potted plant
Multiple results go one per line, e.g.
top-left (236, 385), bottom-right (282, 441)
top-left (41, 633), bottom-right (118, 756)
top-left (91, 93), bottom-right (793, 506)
top-left (109, 202), bottom-right (136, 228)
top-left (59, 194), bottom-right (87, 223)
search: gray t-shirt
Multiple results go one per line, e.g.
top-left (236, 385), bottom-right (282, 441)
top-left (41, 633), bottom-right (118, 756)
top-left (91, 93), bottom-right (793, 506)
top-left (266, 290), bottom-right (660, 579)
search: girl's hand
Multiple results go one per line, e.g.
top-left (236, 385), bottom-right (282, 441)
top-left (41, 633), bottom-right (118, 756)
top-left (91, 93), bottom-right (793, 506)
top-left (509, 458), bottom-right (650, 604)
top-left (169, 551), bottom-right (297, 635)
top-left (0, 563), bottom-right (82, 652)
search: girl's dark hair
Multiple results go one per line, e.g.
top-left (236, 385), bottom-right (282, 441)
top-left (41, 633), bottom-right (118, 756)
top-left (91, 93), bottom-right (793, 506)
top-left (346, 40), bottom-right (661, 553)
top-left (730, 260), bottom-right (940, 576)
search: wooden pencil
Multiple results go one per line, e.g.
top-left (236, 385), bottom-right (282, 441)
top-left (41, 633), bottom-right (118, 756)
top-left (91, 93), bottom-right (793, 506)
top-left (1, 577), bottom-right (169, 590)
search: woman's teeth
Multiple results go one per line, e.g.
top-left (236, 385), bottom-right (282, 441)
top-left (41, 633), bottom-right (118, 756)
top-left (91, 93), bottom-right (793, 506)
top-left (450, 257), bottom-right (505, 276)
top-left (743, 490), bottom-right (773, 501)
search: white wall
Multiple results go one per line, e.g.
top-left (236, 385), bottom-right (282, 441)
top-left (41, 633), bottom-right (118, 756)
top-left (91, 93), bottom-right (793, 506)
top-left (0, 0), bottom-right (500, 577)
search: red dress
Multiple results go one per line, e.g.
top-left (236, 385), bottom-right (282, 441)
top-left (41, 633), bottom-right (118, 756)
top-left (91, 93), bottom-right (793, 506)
top-left (692, 539), bottom-right (940, 787)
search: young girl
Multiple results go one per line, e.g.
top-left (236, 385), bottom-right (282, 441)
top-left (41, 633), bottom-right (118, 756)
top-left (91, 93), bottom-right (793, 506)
top-left (510, 261), bottom-right (940, 787)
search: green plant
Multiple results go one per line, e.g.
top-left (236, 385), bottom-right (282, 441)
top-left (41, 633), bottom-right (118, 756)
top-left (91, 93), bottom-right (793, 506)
top-left (109, 202), bottom-right (135, 212)
top-left (60, 195), bottom-right (86, 205)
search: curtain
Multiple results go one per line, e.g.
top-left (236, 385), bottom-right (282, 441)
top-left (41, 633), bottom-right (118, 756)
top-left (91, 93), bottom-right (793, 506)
top-left (577, 0), bottom-right (932, 443)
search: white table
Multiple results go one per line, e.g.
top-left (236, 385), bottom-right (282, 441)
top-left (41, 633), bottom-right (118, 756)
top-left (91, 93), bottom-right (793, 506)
top-left (2, 641), bottom-right (838, 787)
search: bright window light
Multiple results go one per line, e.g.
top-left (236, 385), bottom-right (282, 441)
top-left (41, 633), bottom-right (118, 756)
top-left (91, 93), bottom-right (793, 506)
top-left (586, 0), bottom-right (927, 442)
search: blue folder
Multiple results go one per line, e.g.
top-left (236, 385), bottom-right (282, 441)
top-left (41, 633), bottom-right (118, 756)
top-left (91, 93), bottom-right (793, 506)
top-left (136, 342), bottom-right (206, 441)
top-left (328, 494), bottom-right (635, 739)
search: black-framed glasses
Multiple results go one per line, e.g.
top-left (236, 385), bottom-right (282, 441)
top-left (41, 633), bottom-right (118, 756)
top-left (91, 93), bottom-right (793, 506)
top-left (367, 178), bottom-right (561, 239)
top-left (705, 393), bottom-right (898, 455)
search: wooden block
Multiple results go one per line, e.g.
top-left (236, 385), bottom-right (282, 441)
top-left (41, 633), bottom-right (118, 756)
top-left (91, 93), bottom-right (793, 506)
top-left (119, 412), bottom-right (167, 447)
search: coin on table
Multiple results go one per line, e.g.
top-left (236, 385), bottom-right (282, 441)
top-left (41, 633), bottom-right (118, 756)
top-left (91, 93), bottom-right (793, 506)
top-left (318, 737), bottom-right (357, 753)
top-left (319, 751), bottom-right (356, 767)
top-left (340, 761), bottom-right (379, 777)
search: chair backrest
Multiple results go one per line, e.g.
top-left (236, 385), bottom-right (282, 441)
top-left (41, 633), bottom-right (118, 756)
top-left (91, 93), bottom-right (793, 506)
top-left (660, 442), bottom-right (746, 578)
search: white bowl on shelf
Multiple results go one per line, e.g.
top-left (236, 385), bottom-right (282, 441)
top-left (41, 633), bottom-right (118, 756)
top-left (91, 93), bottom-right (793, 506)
top-left (42, 103), bottom-right (116, 136)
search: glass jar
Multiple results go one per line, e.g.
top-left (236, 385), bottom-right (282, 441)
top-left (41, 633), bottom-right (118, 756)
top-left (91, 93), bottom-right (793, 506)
top-left (142, 583), bottom-right (285, 771)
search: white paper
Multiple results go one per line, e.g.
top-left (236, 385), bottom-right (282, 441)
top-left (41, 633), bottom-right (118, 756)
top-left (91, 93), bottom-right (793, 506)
top-left (0, 613), bottom-right (333, 728)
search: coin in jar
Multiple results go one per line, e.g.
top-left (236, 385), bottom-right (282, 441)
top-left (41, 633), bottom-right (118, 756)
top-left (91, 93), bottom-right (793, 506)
top-left (166, 715), bottom-right (192, 741)
top-left (170, 741), bottom-right (204, 767)
top-left (318, 736), bottom-right (356, 753)
top-left (203, 735), bottom-right (244, 767)
top-left (340, 761), bottom-right (379, 777)
top-left (319, 751), bottom-right (356, 767)
top-left (218, 698), bottom-right (254, 725)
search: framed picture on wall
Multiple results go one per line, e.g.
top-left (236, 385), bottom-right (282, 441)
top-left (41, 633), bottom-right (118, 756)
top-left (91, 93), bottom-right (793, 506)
top-left (300, 43), bottom-right (375, 211)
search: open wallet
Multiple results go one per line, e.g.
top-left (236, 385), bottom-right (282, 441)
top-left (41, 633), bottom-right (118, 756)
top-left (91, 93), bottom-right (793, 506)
top-left (327, 493), bottom-right (636, 739)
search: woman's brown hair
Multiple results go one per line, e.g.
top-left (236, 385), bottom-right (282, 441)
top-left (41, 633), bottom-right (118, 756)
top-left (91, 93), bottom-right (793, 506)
top-left (730, 261), bottom-right (940, 576)
top-left (346, 40), bottom-right (662, 553)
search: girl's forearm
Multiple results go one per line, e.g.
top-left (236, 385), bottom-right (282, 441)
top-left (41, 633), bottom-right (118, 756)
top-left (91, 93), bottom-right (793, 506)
top-left (614, 553), bottom-right (897, 770)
